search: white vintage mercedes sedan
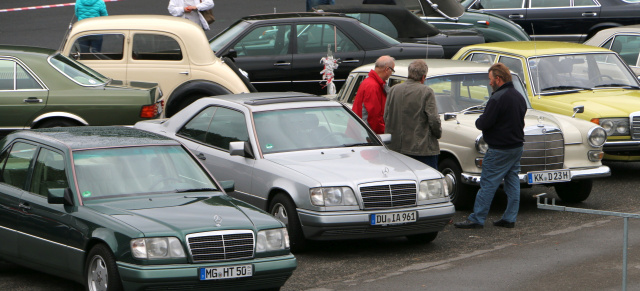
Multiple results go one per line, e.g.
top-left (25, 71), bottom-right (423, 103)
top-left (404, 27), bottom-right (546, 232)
top-left (335, 59), bottom-right (611, 208)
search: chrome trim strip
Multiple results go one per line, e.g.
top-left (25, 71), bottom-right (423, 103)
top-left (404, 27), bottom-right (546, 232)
top-left (461, 165), bottom-right (610, 185)
top-left (0, 224), bottom-right (84, 253)
top-left (31, 112), bottom-right (89, 127)
top-left (233, 190), bottom-right (266, 201)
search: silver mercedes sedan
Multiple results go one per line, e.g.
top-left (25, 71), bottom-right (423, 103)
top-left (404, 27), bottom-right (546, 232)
top-left (135, 92), bottom-right (455, 251)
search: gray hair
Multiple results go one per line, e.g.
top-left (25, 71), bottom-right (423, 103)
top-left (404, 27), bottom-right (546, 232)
top-left (408, 59), bottom-right (428, 81)
top-left (374, 55), bottom-right (395, 68)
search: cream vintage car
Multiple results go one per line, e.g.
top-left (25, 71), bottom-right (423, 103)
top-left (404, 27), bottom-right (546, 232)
top-left (61, 15), bottom-right (253, 117)
top-left (335, 59), bottom-right (611, 207)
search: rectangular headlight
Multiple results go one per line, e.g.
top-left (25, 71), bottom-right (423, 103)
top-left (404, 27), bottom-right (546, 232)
top-left (130, 237), bottom-right (186, 259)
top-left (310, 187), bottom-right (357, 206)
top-left (256, 228), bottom-right (289, 252)
top-left (418, 179), bottom-right (447, 201)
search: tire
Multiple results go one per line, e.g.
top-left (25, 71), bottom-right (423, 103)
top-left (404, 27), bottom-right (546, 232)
top-left (269, 193), bottom-right (307, 252)
top-left (438, 158), bottom-right (477, 209)
top-left (176, 93), bottom-right (206, 114)
top-left (85, 244), bottom-right (123, 291)
top-left (406, 232), bottom-right (438, 244)
top-left (554, 179), bottom-right (592, 203)
top-left (37, 119), bottom-right (78, 128)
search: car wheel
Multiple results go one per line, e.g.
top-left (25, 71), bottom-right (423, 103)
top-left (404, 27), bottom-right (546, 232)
top-left (85, 244), bottom-right (123, 291)
top-left (554, 179), bottom-right (592, 203)
top-left (37, 119), bottom-right (78, 128)
top-left (438, 158), bottom-right (477, 209)
top-left (406, 232), bottom-right (438, 244)
top-left (269, 193), bottom-right (307, 252)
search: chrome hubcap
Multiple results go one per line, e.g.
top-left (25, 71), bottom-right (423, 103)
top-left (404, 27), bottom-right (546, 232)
top-left (272, 203), bottom-right (289, 227)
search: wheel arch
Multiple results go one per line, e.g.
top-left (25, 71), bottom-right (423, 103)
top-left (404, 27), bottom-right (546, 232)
top-left (31, 112), bottom-right (88, 128)
top-left (165, 81), bottom-right (233, 117)
top-left (266, 187), bottom-right (291, 211)
top-left (586, 22), bottom-right (622, 40)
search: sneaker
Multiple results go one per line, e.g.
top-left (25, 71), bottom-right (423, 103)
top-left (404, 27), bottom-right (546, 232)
top-left (493, 219), bottom-right (515, 228)
top-left (454, 219), bottom-right (484, 229)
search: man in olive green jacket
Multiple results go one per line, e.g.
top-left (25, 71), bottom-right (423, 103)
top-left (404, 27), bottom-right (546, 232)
top-left (383, 59), bottom-right (442, 169)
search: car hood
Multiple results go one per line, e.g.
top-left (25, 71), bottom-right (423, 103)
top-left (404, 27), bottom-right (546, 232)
top-left (266, 147), bottom-right (427, 185)
top-left (542, 89), bottom-right (640, 118)
top-left (86, 194), bottom-right (281, 235)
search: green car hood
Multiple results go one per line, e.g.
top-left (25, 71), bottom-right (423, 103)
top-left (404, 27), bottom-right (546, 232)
top-left (86, 194), bottom-right (282, 236)
top-left (540, 89), bottom-right (640, 119)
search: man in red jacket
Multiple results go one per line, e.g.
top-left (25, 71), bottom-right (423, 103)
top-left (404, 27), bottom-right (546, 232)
top-left (351, 55), bottom-right (395, 134)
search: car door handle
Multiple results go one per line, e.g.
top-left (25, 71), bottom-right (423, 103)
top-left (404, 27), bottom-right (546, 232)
top-left (582, 12), bottom-right (597, 17)
top-left (273, 62), bottom-right (291, 66)
top-left (508, 14), bottom-right (524, 19)
top-left (196, 153), bottom-right (206, 160)
top-left (179, 71), bottom-right (189, 75)
top-left (341, 60), bottom-right (360, 63)
top-left (23, 97), bottom-right (43, 103)
top-left (18, 202), bottom-right (31, 211)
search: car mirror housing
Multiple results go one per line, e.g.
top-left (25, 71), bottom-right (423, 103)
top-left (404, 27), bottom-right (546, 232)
top-left (219, 180), bottom-right (235, 193)
top-left (224, 49), bottom-right (238, 60)
top-left (229, 141), bottom-right (255, 158)
top-left (378, 133), bottom-right (392, 144)
top-left (572, 105), bottom-right (585, 118)
top-left (48, 188), bottom-right (74, 206)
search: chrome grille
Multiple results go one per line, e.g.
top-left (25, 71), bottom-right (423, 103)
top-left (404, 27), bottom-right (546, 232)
top-left (359, 182), bottom-right (417, 209)
top-left (631, 112), bottom-right (640, 140)
top-left (186, 230), bottom-right (254, 263)
top-left (520, 126), bottom-right (564, 173)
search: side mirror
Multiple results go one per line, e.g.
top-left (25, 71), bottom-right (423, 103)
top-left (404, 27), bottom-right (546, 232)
top-left (378, 133), bottom-right (392, 145)
top-left (444, 113), bottom-right (457, 121)
top-left (229, 141), bottom-right (255, 159)
top-left (48, 188), bottom-right (74, 206)
top-left (219, 180), bottom-right (235, 193)
top-left (572, 105), bottom-right (584, 118)
top-left (224, 49), bottom-right (238, 60)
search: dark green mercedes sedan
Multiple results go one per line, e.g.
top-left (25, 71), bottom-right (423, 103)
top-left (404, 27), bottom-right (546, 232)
top-left (0, 45), bottom-right (163, 136)
top-left (0, 127), bottom-right (296, 291)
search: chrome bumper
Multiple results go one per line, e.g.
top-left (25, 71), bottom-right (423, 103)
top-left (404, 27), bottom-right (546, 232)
top-left (461, 165), bottom-right (611, 185)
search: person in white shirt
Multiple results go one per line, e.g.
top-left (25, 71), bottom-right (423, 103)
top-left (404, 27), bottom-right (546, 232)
top-left (168, 0), bottom-right (214, 30)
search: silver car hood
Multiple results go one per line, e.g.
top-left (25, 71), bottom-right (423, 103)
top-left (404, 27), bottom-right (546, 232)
top-left (265, 147), bottom-right (433, 185)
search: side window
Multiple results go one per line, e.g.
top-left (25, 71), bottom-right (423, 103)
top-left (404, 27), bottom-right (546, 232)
top-left (132, 34), bottom-right (183, 61)
top-left (0, 60), bottom-right (42, 90)
top-left (573, 0), bottom-right (596, 6)
top-left (206, 107), bottom-right (249, 150)
top-left (234, 25), bottom-right (291, 57)
top-left (346, 75), bottom-right (368, 104)
top-left (467, 53), bottom-right (497, 64)
top-left (480, 0), bottom-right (524, 9)
top-left (69, 34), bottom-right (125, 60)
top-left (0, 142), bottom-right (37, 189)
top-left (530, 0), bottom-right (570, 8)
top-left (388, 77), bottom-right (405, 88)
top-left (29, 149), bottom-right (68, 197)
top-left (177, 107), bottom-right (217, 143)
top-left (611, 35), bottom-right (640, 66)
top-left (498, 56), bottom-right (525, 82)
top-left (297, 23), bottom-right (358, 54)
top-left (346, 13), bottom-right (397, 38)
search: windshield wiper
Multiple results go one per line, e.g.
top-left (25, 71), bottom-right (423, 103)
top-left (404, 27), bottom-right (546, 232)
top-left (541, 86), bottom-right (591, 92)
top-left (594, 84), bottom-right (640, 89)
top-left (343, 142), bottom-right (376, 147)
top-left (176, 188), bottom-right (219, 193)
top-left (460, 104), bottom-right (485, 114)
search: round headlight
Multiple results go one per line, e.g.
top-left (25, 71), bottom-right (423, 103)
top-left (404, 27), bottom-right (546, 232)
top-left (475, 135), bottom-right (488, 154)
top-left (616, 122), bottom-right (629, 134)
top-left (600, 120), bottom-right (614, 134)
top-left (588, 126), bottom-right (607, 147)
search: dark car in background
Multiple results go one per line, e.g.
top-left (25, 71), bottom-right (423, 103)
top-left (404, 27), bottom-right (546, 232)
top-left (316, 4), bottom-right (485, 58)
top-left (462, 0), bottom-right (640, 42)
top-left (400, 0), bottom-right (531, 42)
top-left (0, 45), bottom-right (162, 136)
top-left (209, 12), bottom-right (444, 95)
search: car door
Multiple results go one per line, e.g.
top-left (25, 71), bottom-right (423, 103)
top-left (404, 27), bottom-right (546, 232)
top-left (291, 22), bottom-right (365, 95)
top-left (176, 106), bottom-right (257, 204)
top-left (0, 141), bottom-right (36, 262)
top-left (0, 58), bottom-right (48, 132)
top-left (524, 0), bottom-right (601, 42)
top-left (474, 0), bottom-right (527, 28)
top-left (229, 24), bottom-right (293, 92)
top-left (17, 146), bottom-right (77, 272)
top-left (67, 32), bottom-right (129, 82)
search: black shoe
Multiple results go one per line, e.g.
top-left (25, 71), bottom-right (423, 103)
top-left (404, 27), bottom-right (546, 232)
top-left (493, 219), bottom-right (515, 228)
top-left (454, 220), bottom-right (483, 229)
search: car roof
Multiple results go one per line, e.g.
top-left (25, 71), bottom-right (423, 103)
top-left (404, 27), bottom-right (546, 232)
top-left (459, 41), bottom-right (613, 57)
top-left (240, 12), bottom-right (347, 21)
top-left (9, 126), bottom-right (180, 150)
top-left (187, 92), bottom-right (339, 113)
top-left (0, 45), bottom-right (54, 57)
top-left (352, 59), bottom-right (492, 77)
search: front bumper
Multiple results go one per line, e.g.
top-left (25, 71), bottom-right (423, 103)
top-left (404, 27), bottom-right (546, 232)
top-left (117, 254), bottom-right (297, 291)
top-left (603, 140), bottom-right (640, 161)
top-left (297, 203), bottom-right (455, 240)
top-left (461, 165), bottom-right (611, 185)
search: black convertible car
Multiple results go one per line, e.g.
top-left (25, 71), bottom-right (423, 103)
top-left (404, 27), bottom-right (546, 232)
top-left (463, 0), bottom-right (640, 42)
top-left (316, 4), bottom-right (485, 58)
top-left (209, 12), bottom-right (445, 94)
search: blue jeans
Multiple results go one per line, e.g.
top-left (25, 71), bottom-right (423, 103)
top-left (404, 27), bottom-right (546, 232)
top-left (468, 146), bottom-right (523, 224)
top-left (407, 154), bottom-right (438, 170)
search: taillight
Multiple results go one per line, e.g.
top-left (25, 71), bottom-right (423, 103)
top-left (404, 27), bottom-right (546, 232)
top-left (140, 102), bottom-right (162, 118)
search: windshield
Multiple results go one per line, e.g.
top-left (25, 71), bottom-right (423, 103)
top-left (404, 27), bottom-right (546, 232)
top-left (74, 145), bottom-right (218, 201)
top-left (425, 72), bottom-right (530, 113)
top-left (528, 53), bottom-right (640, 95)
top-left (209, 21), bottom-right (251, 52)
top-left (254, 106), bottom-right (381, 154)
top-left (49, 53), bottom-right (108, 86)
top-left (357, 22), bottom-right (400, 45)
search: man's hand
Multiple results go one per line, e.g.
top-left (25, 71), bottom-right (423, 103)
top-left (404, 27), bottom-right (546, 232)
top-left (184, 5), bottom-right (197, 12)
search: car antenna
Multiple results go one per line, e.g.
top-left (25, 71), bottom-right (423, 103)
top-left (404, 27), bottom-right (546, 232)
top-left (532, 23), bottom-right (541, 100)
top-left (58, 12), bottom-right (77, 53)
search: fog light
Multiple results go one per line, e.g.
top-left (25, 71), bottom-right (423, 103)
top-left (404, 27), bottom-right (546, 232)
top-left (588, 150), bottom-right (604, 162)
top-left (475, 158), bottom-right (483, 168)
